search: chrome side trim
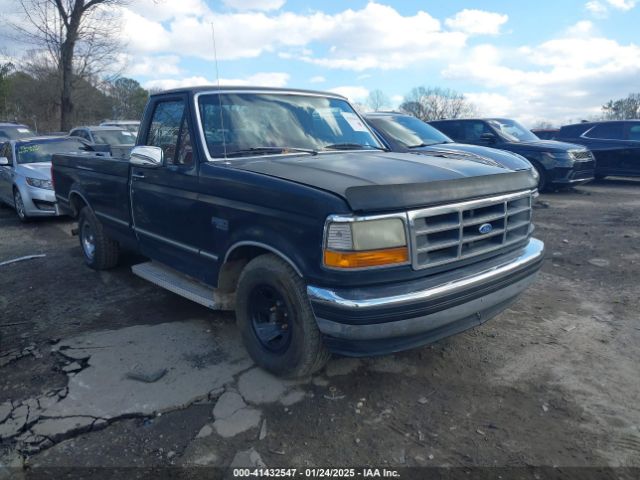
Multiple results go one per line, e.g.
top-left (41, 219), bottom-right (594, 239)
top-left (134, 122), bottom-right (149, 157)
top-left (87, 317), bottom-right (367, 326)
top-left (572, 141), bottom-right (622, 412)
top-left (223, 241), bottom-right (303, 277)
top-left (307, 237), bottom-right (544, 310)
top-left (135, 227), bottom-right (200, 254)
top-left (199, 250), bottom-right (219, 261)
top-left (95, 210), bottom-right (130, 227)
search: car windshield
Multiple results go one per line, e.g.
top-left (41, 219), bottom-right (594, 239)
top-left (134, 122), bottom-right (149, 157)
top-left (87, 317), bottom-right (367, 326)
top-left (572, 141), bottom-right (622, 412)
top-left (198, 93), bottom-right (384, 158)
top-left (368, 115), bottom-right (453, 147)
top-left (92, 129), bottom-right (136, 145)
top-left (489, 119), bottom-right (539, 143)
top-left (0, 126), bottom-right (35, 141)
top-left (16, 139), bottom-right (87, 164)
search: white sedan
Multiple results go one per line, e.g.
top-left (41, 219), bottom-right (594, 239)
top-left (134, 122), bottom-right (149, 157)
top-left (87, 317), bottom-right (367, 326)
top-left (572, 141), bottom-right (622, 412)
top-left (0, 136), bottom-right (88, 221)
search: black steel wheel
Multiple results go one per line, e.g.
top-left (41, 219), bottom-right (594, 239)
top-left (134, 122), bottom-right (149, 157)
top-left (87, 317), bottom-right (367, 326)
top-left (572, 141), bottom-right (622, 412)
top-left (235, 254), bottom-right (330, 378)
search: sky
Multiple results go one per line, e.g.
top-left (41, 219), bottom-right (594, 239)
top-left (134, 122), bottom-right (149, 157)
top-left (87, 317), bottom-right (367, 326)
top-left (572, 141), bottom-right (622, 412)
top-left (1, 0), bottom-right (639, 126)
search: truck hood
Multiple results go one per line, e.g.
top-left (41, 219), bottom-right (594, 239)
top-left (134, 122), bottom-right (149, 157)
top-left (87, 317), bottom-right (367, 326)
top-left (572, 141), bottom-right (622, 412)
top-left (502, 139), bottom-right (587, 154)
top-left (16, 162), bottom-right (52, 180)
top-left (413, 143), bottom-right (533, 170)
top-left (231, 151), bottom-right (537, 212)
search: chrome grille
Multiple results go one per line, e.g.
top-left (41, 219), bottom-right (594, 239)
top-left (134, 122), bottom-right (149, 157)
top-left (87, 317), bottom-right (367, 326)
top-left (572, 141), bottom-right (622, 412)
top-left (570, 150), bottom-right (594, 161)
top-left (409, 191), bottom-right (533, 270)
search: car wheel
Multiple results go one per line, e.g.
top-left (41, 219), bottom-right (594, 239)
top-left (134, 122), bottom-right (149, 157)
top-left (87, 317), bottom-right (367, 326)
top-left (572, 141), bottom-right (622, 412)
top-left (78, 206), bottom-right (120, 270)
top-left (532, 164), bottom-right (549, 192)
top-left (13, 188), bottom-right (28, 222)
top-left (235, 254), bottom-right (330, 378)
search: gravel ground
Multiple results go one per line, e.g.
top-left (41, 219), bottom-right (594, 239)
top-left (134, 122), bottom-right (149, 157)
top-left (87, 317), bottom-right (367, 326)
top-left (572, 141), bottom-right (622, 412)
top-left (0, 179), bottom-right (639, 476)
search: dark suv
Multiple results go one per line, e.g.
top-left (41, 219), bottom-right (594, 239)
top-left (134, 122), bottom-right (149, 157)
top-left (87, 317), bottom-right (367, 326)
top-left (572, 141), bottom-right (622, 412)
top-left (556, 120), bottom-right (640, 179)
top-left (430, 118), bottom-right (595, 191)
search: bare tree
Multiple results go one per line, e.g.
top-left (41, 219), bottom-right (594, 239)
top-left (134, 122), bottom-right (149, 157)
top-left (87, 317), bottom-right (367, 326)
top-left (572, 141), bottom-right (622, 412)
top-left (11, 0), bottom-right (124, 130)
top-left (602, 94), bottom-right (640, 120)
top-left (532, 121), bottom-right (555, 130)
top-left (366, 89), bottom-right (390, 112)
top-left (400, 86), bottom-right (477, 121)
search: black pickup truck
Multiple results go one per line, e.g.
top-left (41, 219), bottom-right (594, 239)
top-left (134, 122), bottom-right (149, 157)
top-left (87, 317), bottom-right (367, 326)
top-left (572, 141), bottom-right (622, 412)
top-left (52, 87), bottom-right (544, 377)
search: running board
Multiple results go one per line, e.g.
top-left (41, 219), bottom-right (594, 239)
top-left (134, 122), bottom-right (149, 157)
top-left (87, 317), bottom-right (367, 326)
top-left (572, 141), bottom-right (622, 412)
top-left (131, 261), bottom-right (234, 310)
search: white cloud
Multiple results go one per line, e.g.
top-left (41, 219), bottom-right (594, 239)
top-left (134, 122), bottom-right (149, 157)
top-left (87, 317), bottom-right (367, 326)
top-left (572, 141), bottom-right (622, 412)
top-left (309, 76), bottom-right (326, 83)
top-left (143, 72), bottom-right (290, 91)
top-left (444, 22), bottom-right (640, 124)
top-left (606, 0), bottom-right (636, 10)
top-left (223, 0), bottom-right (286, 11)
top-left (117, 2), bottom-right (490, 70)
top-left (445, 9), bottom-right (508, 35)
top-left (586, 0), bottom-right (636, 16)
top-left (329, 86), bottom-right (369, 102)
top-left (124, 55), bottom-right (182, 77)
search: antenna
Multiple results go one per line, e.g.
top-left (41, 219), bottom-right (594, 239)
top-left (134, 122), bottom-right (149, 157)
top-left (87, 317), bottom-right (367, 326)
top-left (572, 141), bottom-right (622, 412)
top-left (211, 22), bottom-right (228, 159)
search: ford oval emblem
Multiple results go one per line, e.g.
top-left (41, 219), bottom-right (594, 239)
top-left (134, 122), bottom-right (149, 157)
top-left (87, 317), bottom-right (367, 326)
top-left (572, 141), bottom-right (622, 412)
top-left (479, 223), bottom-right (493, 235)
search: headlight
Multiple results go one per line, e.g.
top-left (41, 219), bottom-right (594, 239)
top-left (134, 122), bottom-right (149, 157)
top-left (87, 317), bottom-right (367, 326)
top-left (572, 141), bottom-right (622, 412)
top-left (26, 177), bottom-right (53, 190)
top-left (324, 217), bottom-right (409, 269)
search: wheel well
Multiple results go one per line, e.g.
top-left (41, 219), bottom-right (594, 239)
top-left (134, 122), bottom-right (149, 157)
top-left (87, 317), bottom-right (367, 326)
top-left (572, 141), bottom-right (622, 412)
top-left (69, 192), bottom-right (89, 218)
top-left (217, 245), bottom-right (301, 293)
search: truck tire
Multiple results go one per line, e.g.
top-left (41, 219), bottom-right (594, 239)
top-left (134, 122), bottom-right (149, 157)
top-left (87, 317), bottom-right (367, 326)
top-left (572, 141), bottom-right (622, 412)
top-left (78, 206), bottom-right (120, 270)
top-left (235, 254), bottom-right (330, 378)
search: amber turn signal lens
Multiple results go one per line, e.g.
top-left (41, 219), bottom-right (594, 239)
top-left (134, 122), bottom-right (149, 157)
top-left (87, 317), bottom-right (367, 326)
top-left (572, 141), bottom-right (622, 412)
top-left (324, 247), bottom-right (409, 269)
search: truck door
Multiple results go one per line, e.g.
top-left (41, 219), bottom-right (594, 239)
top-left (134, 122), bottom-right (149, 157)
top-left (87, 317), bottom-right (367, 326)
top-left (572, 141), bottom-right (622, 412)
top-left (130, 94), bottom-right (204, 279)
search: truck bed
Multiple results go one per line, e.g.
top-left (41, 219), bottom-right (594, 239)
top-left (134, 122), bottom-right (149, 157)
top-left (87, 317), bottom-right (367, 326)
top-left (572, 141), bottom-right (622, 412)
top-left (52, 153), bottom-right (135, 247)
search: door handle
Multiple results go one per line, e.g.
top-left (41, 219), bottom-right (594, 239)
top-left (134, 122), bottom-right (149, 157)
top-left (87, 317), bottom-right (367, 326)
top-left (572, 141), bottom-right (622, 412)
top-left (131, 172), bottom-right (145, 179)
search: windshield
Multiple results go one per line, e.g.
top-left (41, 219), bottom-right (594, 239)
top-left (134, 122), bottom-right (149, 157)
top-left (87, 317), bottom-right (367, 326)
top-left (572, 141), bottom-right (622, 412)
top-left (488, 119), bottom-right (539, 143)
top-left (368, 115), bottom-right (452, 147)
top-left (92, 129), bottom-right (136, 145)
top-left (198, 93), bottom-right (384, 158)
top-left (0, 126), bottom-right (35, 141)
top-left (17, 139), bottom-right (87, 164)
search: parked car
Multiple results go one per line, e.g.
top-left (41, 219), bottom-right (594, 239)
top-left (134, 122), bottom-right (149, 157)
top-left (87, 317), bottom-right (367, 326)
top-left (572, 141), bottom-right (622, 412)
top-left (364, 112), bottom-right (537, 175)
top-left (531, 128), bottom-right (559, 140)
top-left (100, 120), bottom-right (140, 136)
top-left (0, 122), bottom-right (35, 141)
top-left (555, 120), bottom-right (640, 179)
top-left (69, 126), bottom-right (135, 158)
top-left (53, 86), bottom-right (544, 377)
top-left (429, 118), bottom-right (595, 192)
top-left (0, 136), bottom-right (89, 221)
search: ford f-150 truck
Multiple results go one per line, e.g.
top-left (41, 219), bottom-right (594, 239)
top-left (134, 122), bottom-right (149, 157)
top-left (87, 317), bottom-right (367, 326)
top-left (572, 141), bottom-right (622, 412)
top-left (52, 87), bottom-right (544, 377)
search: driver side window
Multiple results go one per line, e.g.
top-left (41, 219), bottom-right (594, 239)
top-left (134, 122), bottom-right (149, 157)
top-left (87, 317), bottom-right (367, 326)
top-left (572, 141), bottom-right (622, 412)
top-left (147, 99), bottom-right (193, 167)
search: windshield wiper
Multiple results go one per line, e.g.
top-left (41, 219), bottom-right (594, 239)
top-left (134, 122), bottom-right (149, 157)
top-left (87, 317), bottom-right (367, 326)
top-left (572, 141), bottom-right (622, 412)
top-left (324, 143), bottom-right (386, 151)
top-left (224, 147), bottom-right (318, 158)
top-left (408, 141), bottom-right (453, 148)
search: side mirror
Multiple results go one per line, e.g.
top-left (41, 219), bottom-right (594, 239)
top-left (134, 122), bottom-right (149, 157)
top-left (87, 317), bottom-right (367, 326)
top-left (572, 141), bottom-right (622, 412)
top-left (130, 146), bottom-right (163, 168)
top-left (479, 133), bottom-right (497, 145)
top-left (0, 157), bottom-right (9, 166)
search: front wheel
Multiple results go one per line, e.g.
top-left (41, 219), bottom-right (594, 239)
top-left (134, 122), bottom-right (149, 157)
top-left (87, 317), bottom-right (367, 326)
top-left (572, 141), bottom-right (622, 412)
top-left (13, 189), bottom-right (28, 222)
top-left (78, 207), bottom-right (120, 270)
top-left (235, 254), bottom-right (330, 378)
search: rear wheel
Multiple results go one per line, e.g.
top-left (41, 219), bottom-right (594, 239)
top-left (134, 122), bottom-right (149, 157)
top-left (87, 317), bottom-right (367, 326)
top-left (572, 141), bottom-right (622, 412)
top-left (78, 206), bottom-right (120, 270)
top-left (13, 189), bottom-right (28, 222)
top-left (235, 254), bottom-right (330, 378)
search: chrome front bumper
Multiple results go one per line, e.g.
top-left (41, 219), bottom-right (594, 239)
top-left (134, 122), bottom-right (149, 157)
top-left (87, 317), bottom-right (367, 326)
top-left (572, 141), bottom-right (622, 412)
top-left (307, 238), bottom-right (544, 355)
